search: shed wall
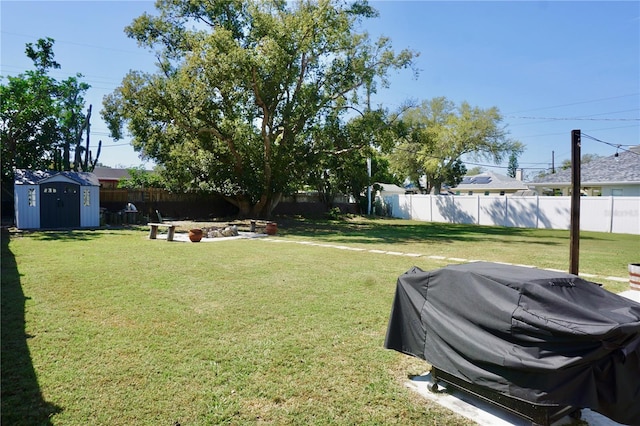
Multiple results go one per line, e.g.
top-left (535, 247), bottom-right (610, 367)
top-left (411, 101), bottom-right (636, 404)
top-left (80, 186), bottom-right (100, 227)
top-left (14, 185), bottom-right (40, 229)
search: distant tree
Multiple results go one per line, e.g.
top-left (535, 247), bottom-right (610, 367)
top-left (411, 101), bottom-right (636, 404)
top-left (117, 166), bottom-right (166, 189)
top-left (388, 97), bottom-right (523, 194)
top-left (307, 107), bottom-right (400, 211)
top-left (507, 151), bottom-right (519, 178)
top-left (1, 38), bottom-right (60, 185)
top-left (103, 0), bottom-right (416, 217)
top-left (1, 37), bottom-right (96, 189)
top-left (57, 76), bottom-right (91, 171)
top-left (560, 153), bottom-right (602, 170)
top-left (466, 166), bottom-right (485, 176)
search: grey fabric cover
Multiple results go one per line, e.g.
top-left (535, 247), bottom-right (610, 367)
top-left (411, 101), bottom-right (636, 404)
top-left (384, 262), bottom-right (640, 425)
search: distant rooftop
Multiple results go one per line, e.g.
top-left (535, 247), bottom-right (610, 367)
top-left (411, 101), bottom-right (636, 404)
top-left (92, 166), bottom-right (133, 181)
top-left (452, 171), bottom-right (529, 191)
top-left (532, 148), bottom-right (640, 184)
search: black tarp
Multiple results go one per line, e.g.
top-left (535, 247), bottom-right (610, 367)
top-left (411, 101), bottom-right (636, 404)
top-left (384, 262), bottom-right (640, 425)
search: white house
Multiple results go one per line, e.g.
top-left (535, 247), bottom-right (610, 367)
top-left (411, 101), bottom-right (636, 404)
top-left (529, 147), bottom-right (640, 196)
top-left (14, 169), bottom-right (100, 229)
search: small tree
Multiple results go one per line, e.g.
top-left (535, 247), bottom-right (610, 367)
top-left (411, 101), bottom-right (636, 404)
top-left (507, 151), bottom-right (519, 178)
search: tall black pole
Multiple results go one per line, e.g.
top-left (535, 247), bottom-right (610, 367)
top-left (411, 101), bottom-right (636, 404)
top-left (569, 130), bottom-right (581, 275)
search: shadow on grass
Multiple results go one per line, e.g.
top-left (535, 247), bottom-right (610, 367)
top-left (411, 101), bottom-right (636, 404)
top-left (276, 217), bottom-right (589, 246)
top-left (1, 229), bottom-right (62, 425)
top-left (16, 229), bottom-right (105, 242)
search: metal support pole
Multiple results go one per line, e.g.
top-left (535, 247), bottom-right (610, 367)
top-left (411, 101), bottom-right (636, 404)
top-left (367, 157), bottom-right (372, 215)
top-left (569, 130), bottom-right (581, 275)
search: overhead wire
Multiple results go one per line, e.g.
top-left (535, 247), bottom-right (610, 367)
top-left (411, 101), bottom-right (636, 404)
top-left (580, 132), bottom-right (640, 156)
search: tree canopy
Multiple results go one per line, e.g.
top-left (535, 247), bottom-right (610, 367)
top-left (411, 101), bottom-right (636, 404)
top-left (388, 97), bottom-right (523, 194)
top-left (1, 38), bottom-right (97, 190)
top-left (103, 0), bottom-right (416, 217)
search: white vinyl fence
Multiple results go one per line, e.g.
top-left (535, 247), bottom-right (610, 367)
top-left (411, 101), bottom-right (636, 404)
top-left (378, 195), bottom-right (640, 235)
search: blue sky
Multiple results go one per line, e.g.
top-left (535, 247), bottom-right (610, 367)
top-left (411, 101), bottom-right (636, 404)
top-left (1, 1), bottom-right (638, 179)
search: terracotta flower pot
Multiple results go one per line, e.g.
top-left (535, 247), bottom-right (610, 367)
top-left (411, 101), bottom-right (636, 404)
top-left (265, 222), bottom-right (277, 235)
top-left (189, 228), bottom-right (203, 242)
top-left (629, 263), bottom-right (640, 291)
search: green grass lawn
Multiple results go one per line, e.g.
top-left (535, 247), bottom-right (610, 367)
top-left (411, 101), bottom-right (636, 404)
top-left (2, 218), bottom-right (638, 425)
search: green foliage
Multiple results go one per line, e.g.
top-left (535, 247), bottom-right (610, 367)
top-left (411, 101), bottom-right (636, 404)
top-left (1, 37), bottom-right (94, 189)
top-left (1, 72), bottom-right (59, 183)
top-left (103, 0), bottom-right (417, 217)
top-left (388, 97), bottom-right (524, 194)
top-left (324, 206), bottom-right (343, 220)
top-left (507, 151), bottom-right (519, 178)
top-left (466, 166), bottom-right (485, 176)
top-left (117, 166), bottom-right (166, 189)
top-left (306, 108), bottom-right (400, 210)
top-left (560, 153), bottom-right (602, 170)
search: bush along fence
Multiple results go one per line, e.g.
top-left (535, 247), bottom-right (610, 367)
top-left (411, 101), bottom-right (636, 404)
top-left (378, 194), bottom-right (640, 235)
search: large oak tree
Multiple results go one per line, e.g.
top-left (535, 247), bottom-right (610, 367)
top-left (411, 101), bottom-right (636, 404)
top-left (103, 0), bottom-right (415, 217)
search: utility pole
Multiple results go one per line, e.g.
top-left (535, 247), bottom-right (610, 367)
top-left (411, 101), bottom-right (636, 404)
top-left (569, 130), bottom-right (581, 275)
top-left (551, 150), bottom-right (555, 174)
top-left (367, 157), bottom-right (372, 215)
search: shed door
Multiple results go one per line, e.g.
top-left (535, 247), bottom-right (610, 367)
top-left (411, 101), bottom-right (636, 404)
top-left (40, 182), bottom-right (80, 228)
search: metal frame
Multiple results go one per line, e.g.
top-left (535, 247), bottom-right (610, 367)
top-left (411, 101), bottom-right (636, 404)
top-left (430, 367), bottom-right (580, 426)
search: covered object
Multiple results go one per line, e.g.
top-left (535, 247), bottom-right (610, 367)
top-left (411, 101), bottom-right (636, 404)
top-left (384, 262), bottom-right (640, 425)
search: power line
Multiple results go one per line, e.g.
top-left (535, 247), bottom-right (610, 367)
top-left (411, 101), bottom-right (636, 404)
top-left (508, 116), bottom-right (639, 122)
top-left (580, 132), bottom-right (640, 156)
top-left (504, 93), bottom-right (640, 115)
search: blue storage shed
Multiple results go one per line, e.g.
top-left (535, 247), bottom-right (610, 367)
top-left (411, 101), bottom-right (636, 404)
top-left (14, 169), bottom-right (100, 229)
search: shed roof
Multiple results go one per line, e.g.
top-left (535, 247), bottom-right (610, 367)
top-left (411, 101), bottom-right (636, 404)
top-left (451, 171), bottom-right (529, 191)
top-left (531, 149), bottom-right (640, 185)
top-left (14, 169), bottom-right (100, 186)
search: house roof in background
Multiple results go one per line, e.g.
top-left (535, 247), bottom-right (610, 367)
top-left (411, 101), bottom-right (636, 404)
top-left (451, 171), bottom-right (529, 191)
top-left (531, 148), bottom-right (640, 185)
top-left (14, 169), bottom-right (99, 186)
top-left (376, 183), bottom-right (407, 194)
top-left (92, 166), bottom-right (132, 181)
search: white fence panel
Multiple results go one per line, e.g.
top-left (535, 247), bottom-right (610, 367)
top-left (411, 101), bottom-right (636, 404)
top-left (580, 197), bottom-right (613, 233)
top-left (411, 195), bottom-right (432, 221)
top-left (506, 197), bottom-right (539, 229)
top-left (536, 197), bottom-right (571, 230)
top-left (432, 196), bottom-right (477, 224)
top-left (610, 197), bottom-right (640, 235)
top-left (479, 197), bottom-right (506, 227)
top-left (378, 194), bottom-right (639, 235)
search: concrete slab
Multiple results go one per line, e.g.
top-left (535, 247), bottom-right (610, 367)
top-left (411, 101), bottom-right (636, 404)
top-left (155, 231), bottom-right (268, 242)
top-left (409, 373), bottom-right (623, 426)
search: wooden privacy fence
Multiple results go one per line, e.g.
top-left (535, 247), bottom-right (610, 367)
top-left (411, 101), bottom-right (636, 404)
top-left (99, 188), bottom-right (237, 223)
top-left (378, 194), bottom-right (640, 235)
top-left (100, 188), bottom-right (187, 203)
top-left (99, 189), bottom-right (358, 223)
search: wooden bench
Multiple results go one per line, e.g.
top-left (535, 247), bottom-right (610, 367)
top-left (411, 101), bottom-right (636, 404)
top-left (148, 223), bottom-right (176, 241)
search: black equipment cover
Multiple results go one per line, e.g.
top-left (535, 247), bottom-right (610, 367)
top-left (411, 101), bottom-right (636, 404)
top-left (384, 262), bottom-right (640, 425)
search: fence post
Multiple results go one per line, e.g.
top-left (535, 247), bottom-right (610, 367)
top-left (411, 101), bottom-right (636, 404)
top-left (609, 196), bottom-right (615, 233)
